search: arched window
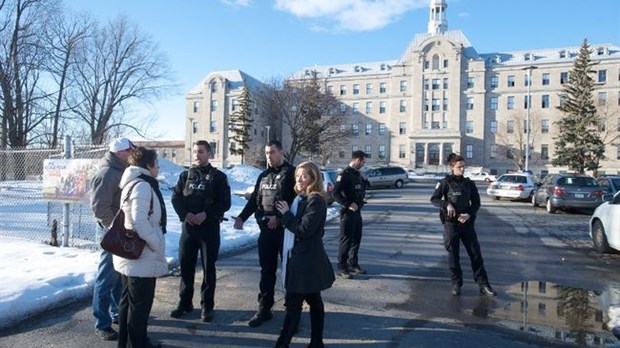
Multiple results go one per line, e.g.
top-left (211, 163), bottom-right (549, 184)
top-left (432, 54), bottom-right (440, 70)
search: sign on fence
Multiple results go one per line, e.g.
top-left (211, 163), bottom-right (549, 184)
top-left (43, 159), bottom-right (100, 202)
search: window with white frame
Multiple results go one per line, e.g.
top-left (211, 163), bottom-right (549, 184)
top-left (423, 113), bottom-right (428, 129)
top-left (507, 75), bottom-right (515, 87)
top-left (542, 73), bottom-right (550, 85)
top-left (598, 92), bottom-right (607, 106)
top-left (352, 124), bottom-right (359, 135)
top-left (466, 97), bottom-right (474, 110)
top-left (327, 85), bottom-right (333, 94)
top-left (541, 144), bottom-right (549, 160)
top-left (340, 103), bottom-right (346, 113)
top-left (378, 145), bottom-right (386, 159)
top-left (399, 144), bottom-right (406, 158)
top-left (432, 98), bottom-right (440, 111)
top-left (491, 97), bottom-right (498, 110)
top-left (379, 123), bottom-right (386, 135)
top-left (379, 82), bottom-right (386, 93)
top-left (352, 145), bottom-right (359, 153)
top-left (379, 101), bottom-right (386, 114)
top-left (432, 54), bottom-right (440, 70)
top-left (490, 121), bottom-right (497, 133)
top-left (617, 144), bottom-right (620, 160)
top-left (365, 101), bottom-right (372, 114)
top-left (192, 120), bottom-right (198, 133)
top-left (210, 120), bottom-right (217, 132)
top-left (424, 79), bottom-right (429, 90)
top-left (231, 98), bottom-right (239, 111)
top-left (443, 98), bottom-right (448, 111)
top-left (400, 80), bottom-right (407, 92)
top-left (353, 84), bottom-right (360, 95)
top-left (365, 123), bottom-right (372, 135)
top-left (507, 120), bottom-right (514, 134)
top-left (432, 79), bottom-right (440, 90)
top-left (490, 144), bottom-right (497, 158)
top-left (211, 82), bottom-right (218, 92)
top-left (443, 78), bottom-right (448, 89)
top-left (340, 85), bottom-right (347, 95)
top-left (366, 83), bottom-right (373, 94)
top-left (399, 122), bottom-right (406, 134)
top-left (424, 99), bottom-right (429, 111)
top-left (524, 74), bottom-right (531, 87)
top-left (400, 100), bottom-right (406, 112)
top-left (560, 72), bottom-right (569, 84)
top-left (442, 113), bottom-right (448, 128)
top-left (443, 59), bottom-right (449, 68)
top-left (352, 102), bottom-right (359, 114)
top-left (541, 119), bottom-right (549, 133)
top-left (466, 144), bottom-right (473, 159)
top-left (542, 95), bottom-right (549, 108)
top-left (466, 120), bottom-right (473, 134)
top-left (599, 69), bottom-right (607, 83)
top-left (507, 96), bottom-right (515, 109)
top-left (467, 77), bottom-right (474, 89)
top-left (193, 101), bottom-right (200, 113)
top-left (524, 95), bottom-right (531, 109)
top-left (211, 100), bottom-right (218, 112)
top-left (365, 145), bottom-right (372, 158)
top-left (491, 76), bottom-right (498, 88)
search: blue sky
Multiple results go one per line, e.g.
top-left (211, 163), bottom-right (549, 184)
top-left (64, 0), bottom-right (620, 141)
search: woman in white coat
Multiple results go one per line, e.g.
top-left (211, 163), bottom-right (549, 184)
top-left (114, 147), bottom-right (168, 348)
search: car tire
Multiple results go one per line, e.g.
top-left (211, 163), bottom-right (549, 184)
top-left (395, 179), bottom-right (404, 188)
top-left (493, 195), bottom-right (500, 201)
top-left (484, 178), bottom-right (490, 182)
top-left (592, 220), bottom-right (611, 253)
top-left (546, 199), bottom-right (556, 214)
top-left (531, 193), bottom-right (539, 207)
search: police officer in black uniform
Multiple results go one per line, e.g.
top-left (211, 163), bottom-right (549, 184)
top-left (234, 140), bottom-right (296, 328)
top-left (333, 150), bottom-right (367, 279)
top-left (170, 140), bottom-right (231, 322)
top-left (430, 153), bottom-right (496, 297)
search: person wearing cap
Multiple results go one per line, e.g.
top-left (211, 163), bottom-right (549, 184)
top-left (90, 137), bottom-right (135, 341)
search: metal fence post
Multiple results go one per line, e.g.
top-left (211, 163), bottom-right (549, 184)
top-left (62, 135), bottom-right (72, 247)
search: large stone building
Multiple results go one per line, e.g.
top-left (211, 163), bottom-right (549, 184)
top-left (187, 0), bottom-right (620, 175)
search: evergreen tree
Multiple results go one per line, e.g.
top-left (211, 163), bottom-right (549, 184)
top-left (552, 39), bottom-right (605, 174)
top-left (228, 84), bottom-right (253, 164)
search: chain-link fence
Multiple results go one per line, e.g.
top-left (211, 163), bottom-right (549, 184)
top-left (0, 144), bottom-right (107, 249)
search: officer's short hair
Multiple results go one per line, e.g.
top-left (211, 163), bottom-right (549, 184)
top-left (194, 140), bottom-right (211, 153)
top-left (266, 140), bottom-right (283, 151)
top-left (351, 150), bottom-right (366, 161)
top-left (446, 153), bottom-right (464, 166)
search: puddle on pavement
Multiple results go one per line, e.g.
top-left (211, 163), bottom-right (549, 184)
top-left (473, 281), bottom-right (619, 346)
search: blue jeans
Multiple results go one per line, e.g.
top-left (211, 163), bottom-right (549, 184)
top-left (93, 224), bottom-right (121, 330)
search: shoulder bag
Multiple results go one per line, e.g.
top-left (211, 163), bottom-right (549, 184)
top-left (100, 181), bottom-right (152, 260)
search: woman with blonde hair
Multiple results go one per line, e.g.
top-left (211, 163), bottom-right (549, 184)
top-left (274, 161), bottom-right (335, 348)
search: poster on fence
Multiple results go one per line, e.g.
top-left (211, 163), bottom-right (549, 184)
top-left (43, 159), bottom-right (100, 202)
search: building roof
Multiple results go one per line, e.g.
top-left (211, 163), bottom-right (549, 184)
top-left (189, 69), bottom-right (264, 94)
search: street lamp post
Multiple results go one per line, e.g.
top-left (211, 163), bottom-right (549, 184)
top-left (188, 117), bottom-right (194, 163)
top-left (522, 66), bottom-right (537, 172)
top-left (265, 125), bottom-right (271, 141)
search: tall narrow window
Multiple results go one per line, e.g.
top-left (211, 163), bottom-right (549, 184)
top-left (467, 77), bottom-right (474, 89)
top-left (491, 76), bottom-right (498, 88)
top-left (507, 96), bottom-right (515, 110)
top-left (432, 79), bottom-right (440, 90)
top-left (507, 120), bottom-right (514, 134)
top-left (340, 85), bottom-right (347, 95)
top-left (366, 83), bottom-right (373, 94)
top-left (541, 119), bottom-right (549, 133)
top-left (466, 145), bottom-right (473, 159)
top-left (365, 123), bottom-right (372, 135)
top-left (400, 80), bottom-right (407, 92)
top-left (598, 92), bottom-right (607, 106)
top-left (399, 144), bottom-right (406, 159)
top-left (353, 84), bottom-right (360, 95)
top-left (211, 100), bottom-right (218, 112)
top-left (352, 102), bottom-right (359, 115)
top-left (210, 120), bottom-right (217, 132)
top-left (443, 78), bottom-right (448, 89)
top-left (491, 97), bottom-right (498, 110)
top-left (378, 145), bottom-right (386, 159)
top-left (400, 100), bottom-right (406, 113)
top-left (379, 123), bottom-right (386, 135)
top-left (542, 73), bottom-right (550, 85)
top-left (399, 122), bottom-right (406, 135)
top-left (507, 75), bottom-right (515, 87)
top-left (542, 95), bottom-right (549, 108)
top-left (490, 121), bottom-right (497, 133)
top-left (560, 72), bottom-right (569, 84)
top-left (211, 82), bottom-right (218, 93)
top-left (352, 124), bottom-right (359, 135)
top-left (432, 54), bottom-right (440, 70)
top-left (598, 70), bottom-right (607, 83)
top-left (365, 145), bottom-right (372, 158)
top-left (365, 101), bottom-right (372, 114)
top-left (379, 82), bottom-right (387, 93)
top-left (193, 101), bottom-right (200, 113)
top-left (466, 120), bottom-right (473, 134)
top-left (541, 144), bottom-right (549, 160)
top-left (466, 97), bottom-right (474, 110)
top-left (379, 101), bottom-right (386, 114)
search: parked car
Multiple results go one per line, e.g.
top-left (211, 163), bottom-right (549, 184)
top-left (466, 171), bottom-right (497, 182)
top-left (363, 166), bottom-right (409, 189)
top-left (486, 172), bottom-right (537, 200)
top-left (531, 173), bottom-right (604, 213)
top-left (589, 191), bottom-right (620, 253)
top-left (321, 169), bottom-right (339, 205)
top-left (596, 176), bottom-right (620, 195)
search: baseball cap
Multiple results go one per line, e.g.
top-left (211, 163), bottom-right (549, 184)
top-left (108, 138), bottom-right (135, 153)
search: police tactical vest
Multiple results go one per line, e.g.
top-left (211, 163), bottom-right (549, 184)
top-left (446, 177), bottom-right (472, 214)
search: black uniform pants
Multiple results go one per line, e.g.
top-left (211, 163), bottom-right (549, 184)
top-left (117, 274), bottom-right (156, 348)
top-left (443, 222), bottom-right (488, 287)
top-left (256, 219), bottom-right (284, 312)
top-left (178, 220), bottom-right (221, 311)
top-left (337, 210), bottom-right (363, 270)
top-left (276, 291), bottom-right (325, 347)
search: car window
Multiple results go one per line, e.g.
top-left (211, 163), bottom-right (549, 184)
top-left (611, 178), bottom-right (620, 190)
top-left (327, 172), bottom-right (338, 183)
top-left (560, 177), bottom-right (597, 187)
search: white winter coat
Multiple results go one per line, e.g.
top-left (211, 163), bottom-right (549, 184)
top-left (112, 166), bottom-right (168, 278)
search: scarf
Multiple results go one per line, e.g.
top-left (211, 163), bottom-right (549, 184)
top-left (139, 174), bottom-right (167, 234)
top-left (281, 195), bottom-right (302, 291)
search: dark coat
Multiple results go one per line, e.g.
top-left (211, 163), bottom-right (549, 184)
top-left (280, 193), bottom-right (335, 294)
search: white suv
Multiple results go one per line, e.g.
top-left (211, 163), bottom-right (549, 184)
top-left (486, 172), bottom-right (537, 200)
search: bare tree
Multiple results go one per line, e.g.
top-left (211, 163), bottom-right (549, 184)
top-left (595, 100), bottom-right (620, 175)
top-left (40, 9), bottom-right (93, 147)
top-left (262, 71), bottom-right (349, 164)
top-left (69, 15), bottom-right (174, 145)
top-left (494, 110), bottom-right (541, 170)
top-left (0, 0), bottom-right (59, 150)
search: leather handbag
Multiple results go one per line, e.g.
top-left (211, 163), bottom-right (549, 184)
top-left (100, 181), bottom-right (151, 260)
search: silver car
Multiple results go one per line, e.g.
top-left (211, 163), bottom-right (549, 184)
top-left (486, 172), bottom-right (536, 200)
top-left (364, 166), bottom-right (409, 189)
top-left (532, 174), bottom-right (604, 213)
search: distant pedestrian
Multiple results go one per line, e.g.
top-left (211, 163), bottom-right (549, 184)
top-left (332, 150), bottom-right (367, 279)
top-left (274, 161), bottom-right (335, 348)
top-left (114, 146), bottom-right (168, 348)
top-left (234, 140), bottom-right (296, 328)
top-left (170, 141), bottom-right (231, 322)
top-left (90, 137), bottom-right (135, 341)
top-left (430, 153), bottom-right (497, 297)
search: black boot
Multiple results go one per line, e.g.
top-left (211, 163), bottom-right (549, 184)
top-left (275, 309), bottom-right (301, 348)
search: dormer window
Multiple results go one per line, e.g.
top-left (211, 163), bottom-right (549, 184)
top-left (380, 64), bottom-right (386, 71)
top-left (559, 50), bottom-right (566, 58)
top-left (524, 53), bottom-right (533, 61)
top-left (597, 47), bottom-right (606, 56)
top-left (494, 55), bottom-right (502, 63)
top-left (304, 70), bottom-right (311, 76)
top-left (329, 67), bottom-right (336, 75)
top-left (354, 65), bottom-right (361, 73)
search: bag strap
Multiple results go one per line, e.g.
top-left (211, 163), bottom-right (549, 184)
top-left (123, 180), bottom-right (153, 216)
